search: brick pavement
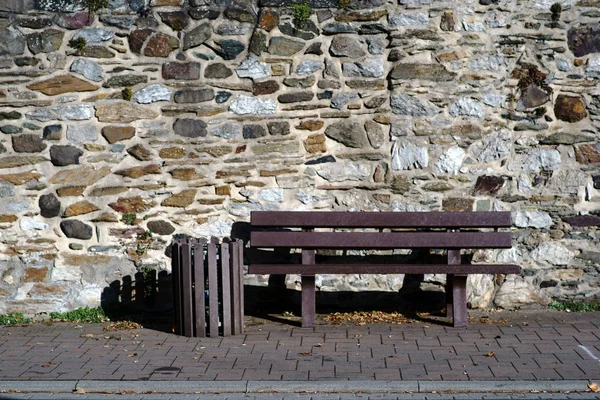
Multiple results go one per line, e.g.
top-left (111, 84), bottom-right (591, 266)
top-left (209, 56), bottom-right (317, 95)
top-left (0, 311), bottom-right (599, 382)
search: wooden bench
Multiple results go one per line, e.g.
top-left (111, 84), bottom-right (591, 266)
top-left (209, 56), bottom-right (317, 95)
top-left (248, 211), bottom-right (521, 328)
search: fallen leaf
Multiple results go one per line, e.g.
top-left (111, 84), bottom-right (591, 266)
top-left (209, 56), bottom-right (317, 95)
top-left (80, 333), bottom-right (95, 338)
top-left (299, 351), bottom-right (311, 356)
top-left (127, 353), bottom-right (138, 357)
top-left (486, 351), bottom-right (495, 357)
top-left (589, 382), bottom-right (600, 393)
top-left (74, 388), bottom-right (85, 394)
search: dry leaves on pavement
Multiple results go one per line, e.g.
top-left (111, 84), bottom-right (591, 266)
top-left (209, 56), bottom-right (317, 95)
top-left (589, 382), bottom-right (600, 393)
top-left (103, 321), bottom-right (142, 331)
top-left (325, 311), bottom-right (414, 326)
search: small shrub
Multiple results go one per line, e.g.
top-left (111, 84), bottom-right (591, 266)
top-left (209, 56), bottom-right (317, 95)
top-left (49, 306), bottom-right (108, 323)
top-left (550, 2), bottom-right (562, 21)
top-left (87, 0), bottom-right (109, 14)
top-left (122, 213), bottom-right (137, 225)
top-left (121, 87), bottom-right (133, 101)
top-left (291, 2), bottom-right (312, 30)
top-left (0, 312), bottom-right (32, 325)
top-left (68, 37), bottom-right (87, 51)
top-left (549, 301), bottom-right (600, 312)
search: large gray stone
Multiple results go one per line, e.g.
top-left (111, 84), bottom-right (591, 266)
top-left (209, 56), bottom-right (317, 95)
top-left (567, 24), bottom-right (600, 57)
top-left (132, 84), bottom-right (171, 104)
top-left (331, 93), bottom-right (359, 109)
top-left (469, 130), bottom-right (512, 163)
top-left (50, 145), bottom-right (83, 166)
top-left (342, 58), bottom-right (384, 78)
top-left (514, 211), bottom-right (553, 229)
top-left (236, 57), bottom-right (270, 79)
top-left (316, 162), bottom-right (371, 182)
top-left (26, 29), bottom-right (64, 54)
top-left (389, 63), bottom-right (456, 81)
top-left (390, 93), bottom-right (439, 116)
top-left (73, 28), bottom-right (114, 44)
top-left (523, 149), bottom-right (562, 172)
top-left (26, 105), bottom-right (93, 122)
top-left (324, 121), bottom-right (368, 148)
top-left (296, 60), bottom-right (323, 75)
top-left (391, 140), bottom-right (429, 170)
top-left (0, 27), bottom-right (26, 56)
top-left (173, 119), bottom-right (207, 138)
top-left (389, 12), bottom-right (429, 26)
top-left (268, 37), bottom-right (305, 56)
top-left (530, 242), bottom-right (575, 266)
top-left (174, 88), bottom-right (214, 103)
top-left (11, 134), bottom-right (47, 153)
top-left (329, 36), bottom-right (366, 58)
top-left (210, 122), bottom-right (242, 139)
top-left (39, 193), bottom-right (61, 218)
top-left (70, 59), bottom-right (103, 82)
top-left (60, 220), bottom-right (93, 240)
top-left (468, 56), bottom-right (504, 71)
top-left (0, 0), bottom-right (35, 12)
top-left (66, 125), bottom-right (97, 144)
top-left (229, 95), bottom-right (276, 115)
top-left (0, 182), bottom-right (15, 198)
top-left (20, 217), bottom-right (49, 231)
top-left (183, 22), bottom-right (211, 51)
top-left (434, 146), bottom-right (465, 175)
top-left (449, 97), bottom-right (485, 118)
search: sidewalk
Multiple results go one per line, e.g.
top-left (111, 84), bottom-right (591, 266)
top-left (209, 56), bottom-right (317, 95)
top-left (0, 310), bottom-right (599, 396)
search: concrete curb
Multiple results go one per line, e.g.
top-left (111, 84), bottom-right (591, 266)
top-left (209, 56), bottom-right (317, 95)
top-left (0, 380), bottom-right (592, 394)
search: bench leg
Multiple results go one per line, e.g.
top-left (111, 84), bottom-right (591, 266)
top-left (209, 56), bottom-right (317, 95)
top-left (446, 274), bottom-right (453, 318)
top-left (452, 274), bottom-right (467, 328)
top-left (301, 275), bottom-right (316, 328)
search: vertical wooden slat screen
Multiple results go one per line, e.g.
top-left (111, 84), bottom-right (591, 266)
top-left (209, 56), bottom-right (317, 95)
top-left (172, 237), bottom-right (244, 337)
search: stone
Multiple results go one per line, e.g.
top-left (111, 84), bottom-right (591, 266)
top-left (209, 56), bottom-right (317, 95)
top-left (434, 146), bottom-right (465, 175)
top-left (50, 145), bottom-right (83, 166)
top-left (229, 95), bottom-right (276, 115)
top-left (554, 94), bottom-right (587, 122)
top-left (390, 93), bottom-right (439, 116)
top-left (66, 125), bottom-right (97, 144)
top-left (210, 122), bottom-right (242, 139)
top-left (174, 88), bottom-right (214, 103)
top-left (109, 196), bottom-right (156, 213)
top-left (173, 118), bottom-right (207, 138)
top-left (169, 168), bottom-right (201, 180)
top-left (159, 11), bottom-right (189, 31)
top-left (268, 37), bottom-right (305, 56)
top-left (236, 57), bottom-right (270, 79)
top-left (449, 98), bottom-right (485, 118)
top-left (27, 75), bottom-right (98, 97)
top-left (0, 27), bottom-right (26, 57)
top-left (0, 182), bottom-right (15, 198)
top-left (0, 170), bottom-right (41, 185)
top-left (422, 181), bottom-right (454, 192)
top-left (305, 42), bottom-right (323, 56)
top-left (99, 15), bottom-right (135, 29)
top-left (514, 211), bottom-right (552, 229)
top-left (329, 35), bottom-right (366, 58)
top-left (390, 64), bottom-right (456, 81)
top-left (365, 96), bottom-right (387, 109)
top-left (316, 161), bottom-right (371, 182)
top-left (278, 92), bottom-right (313, 103)
top-left (364, 121), bottom-right (385, 149)
top-left (389, 12), bottom-right (429, 26)
top-left (95, 102), bottom-right (160, 123)
top-left (517, 84), bottom-right (550, 110)
top-left (162, 189), bottom-right (197, 207)
top-left (101, 126), bottom-right (135, 144)
top-left (342, 58), bottom-right (384, 78)
top-left (11, 135), bottom-right (47, 154)
top-left (144, 32), bottom-right (179, 57)
top-left (127, 144), bottom-right (152, 161)
top-left (128, 28), bottom-right (154, 54)
top-left (133, 84), bottom-right (171, 104)
top-left (473, 175), bottom-right (505, 195)
top-left (324, 121), bottom-right (368, 148)
top-left (162, 62), bottom-right (201, 80)
top-left (284, 76), bottom-right (316, 89)
top-left (249, 31), bottom-right (267, 55)
top-left (103, 75), bottom-right (148, 88)
top-left (73, 28), bottom-right (114, 44)
top-left (147, 220), bottom-right (175, 235)
top-left (322, 22), bottom-right (357, 34)
top-left (442, 197), bottom-right (474, 212)
top-left (391, 140), bottom-right (429, 170)
top-left (55, 12), bottom-right (92, 29)
top-left (278, 21), bottom-right (318, 40)
top-left (297, 120), bottom-right (324, 131)
top-left (56, 186), bottom-right (85, 197)
top-left (60, 220), bottom-right (93, 240)
top-left (114, 164), bottom-right (161, 179)
top-left (50, 166), bottom-right (111, 186)
top-left (539, 132), bottom-right (593, 145)
top-left (258, 8), bottom-right (279, 31)
top-left (160, 147), bottom-right (187, 159)
top-left (0, 155), bottom-right (47, 169)
top-left (204, 63), bottom-right (233, 79)
top-left (63, 201), bottom-right (99, 217)
top-left (79, 46), bottom-right (115, 59)
top-left (20, 217), bottom-right (49, 231)
top-left (296, 60), bottom-right (323, 75)
top-left (304, 134), bottom-right (327, 153)
top-left (0, 111), bottom-right (22, 121)
top-left (575, 144), bottom-right (600, 164)
top-left (253, 80), bottom-right (280, 96)
top-left (259, 188), bottom-right (284, 202)
top-left (1, 126), bottom-right (22, 135)
top-left (243, 124), bottom-right (267, 139)
top-left (523, 149), bottom-right (562, 172)
top-left (530, 242), bottom-right (575, 266)
top-left (440, 10), bottom-right (455, 31)
top-left (1, 0), bottom-right (35, 12)
top-left (214, 40), bottom-right (245, 60)
top-left (267, 122), bottom-right (290, 136)
top-left (469, 130), bottom-right (512, 163)
top-left (70, 59), bottom-right (103, 82)
top-left (26, 29), bottom-right (63, 54)
top-left (567, 24), bottom-right (600, 57)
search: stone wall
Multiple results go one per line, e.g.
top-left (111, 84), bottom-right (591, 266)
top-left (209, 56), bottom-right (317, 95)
top-left (0, 0), bottom-right (599, 315)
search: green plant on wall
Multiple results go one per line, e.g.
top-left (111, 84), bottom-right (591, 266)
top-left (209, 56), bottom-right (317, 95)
top-left (550, 2), bottom-right (562, 21)
top-left (292, 2), bottom-right (312, 30)
top-left (68, 37), bottom-right (87, 51)
top-left (87, 0), bottom-right (109, 16)
top-left (121, 87), bottom-right (133, 101)
top-left (122, 213), bottom-right (137, 225)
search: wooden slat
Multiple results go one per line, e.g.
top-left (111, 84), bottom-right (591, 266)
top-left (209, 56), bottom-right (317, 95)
top-left (220, 242), bottom-right (232, 336)
top-left (237, 239), bottom-right (244, 334)
top-left (172, 242), bottom-right (182, 336)
top-left (251, 231), bottom-right (512, 249)
top-left (207, 243), bottom-right (219, 338)
top-left (230, 240), bottom-right (241, 335)
top-left (193, 242), bottom-right (206, 338)
top-left (181, 243), bottom-right (194, 338)
top-left (248, 264), bottom-right (521, 275)
top-left (251, 211), bottom-right (511, 228)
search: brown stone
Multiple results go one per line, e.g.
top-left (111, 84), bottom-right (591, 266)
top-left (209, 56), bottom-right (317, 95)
top-left (31, 283), bottom-right (66, 296)
top-left (23, 267), bottom-right (48, 282)
top-left (442, 197), bottom-right (474, 211)
top-left (296, 120), bottom-right (324, 131)
top-left (62, 253), bottom-right (112, 266)
top-left (575, 144), bottom-right (600, 164)
top-left (216, 168), bottom-right (251, 179)
top-left (63, 200), bottom-right (99, 217)
top-left (161, 189), bottom-right (197, 207)
top-left (27, 75), bottom-right (98, 96)
top-left (259, 168), bottom-right (297, 177)
top-left (436, 49), bottom-right (467, 62)
top-left (304, 133), bottom-right (327, 153)
top-left (0, 214), bottom-right (17, 223)
top-left (152, 0), bottom-right (182, 5)
top-left (169, 168), bottom-right (203, 180)
top-left (56, 186), bottom-right (86, 197)
top-left (554, 94), bottom-right (587, 122)
top-left (144, 32), bottom-right (179, 57)
top-left (196, 146), bottom-right (232, 157)
top-left (258, 9), bottom-right (278, 31)
top-left (253, 80), bottom-right (280, 95)
top-left (159, 146), bottom-right (187, 159)
top-left (79, 46), bottom-right (115, 59)
top-left (0, 170), bottom-right (42, 185)
top-left (215, 185), bottom-right (231, 196)
top-left (91, 212), bottom-right (119, 222)
top-left (128, 28), bottom-right (154, 54)
top-left (198, 198), bottom-right (224, 205)
top-left (102, 126), bottom-right (135, 144)
top-left (89, 186), bottom-right (128, 196)
top-left (109, 196), bottom-right (156, 213)
top-left (95, 102), bottom-right (160, 123)
top-left (473, 175), bottom-right (505, 195)
top-left (50, 166), bottom-right (111, 185)
top-left (335, 10), bottom-right (387, 22)
top-left (390, 64), bottom-right (456, 81)
top-left (127, 144), bottom-right (153, 161)
top-left (115, 164), bottom-right (161, 179)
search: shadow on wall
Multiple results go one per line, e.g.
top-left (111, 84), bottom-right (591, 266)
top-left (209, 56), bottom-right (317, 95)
top-left (99, 222), bottom-right (449, 332)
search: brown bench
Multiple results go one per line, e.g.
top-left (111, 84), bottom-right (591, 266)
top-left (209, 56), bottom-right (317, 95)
top-left (248, 211), bottom-right (521, 328)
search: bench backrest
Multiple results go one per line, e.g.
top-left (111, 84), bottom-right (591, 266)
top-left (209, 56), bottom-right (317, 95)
top-left (250, 211), bottom-right (513, 250)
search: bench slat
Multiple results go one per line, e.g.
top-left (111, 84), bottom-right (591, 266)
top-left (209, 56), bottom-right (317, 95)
top-left (249, 264), bottom-right (521, 275)
top-left (251, 211), bottom-right (511, 228)
top-left (251, 231), bottom-right (512, 249)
